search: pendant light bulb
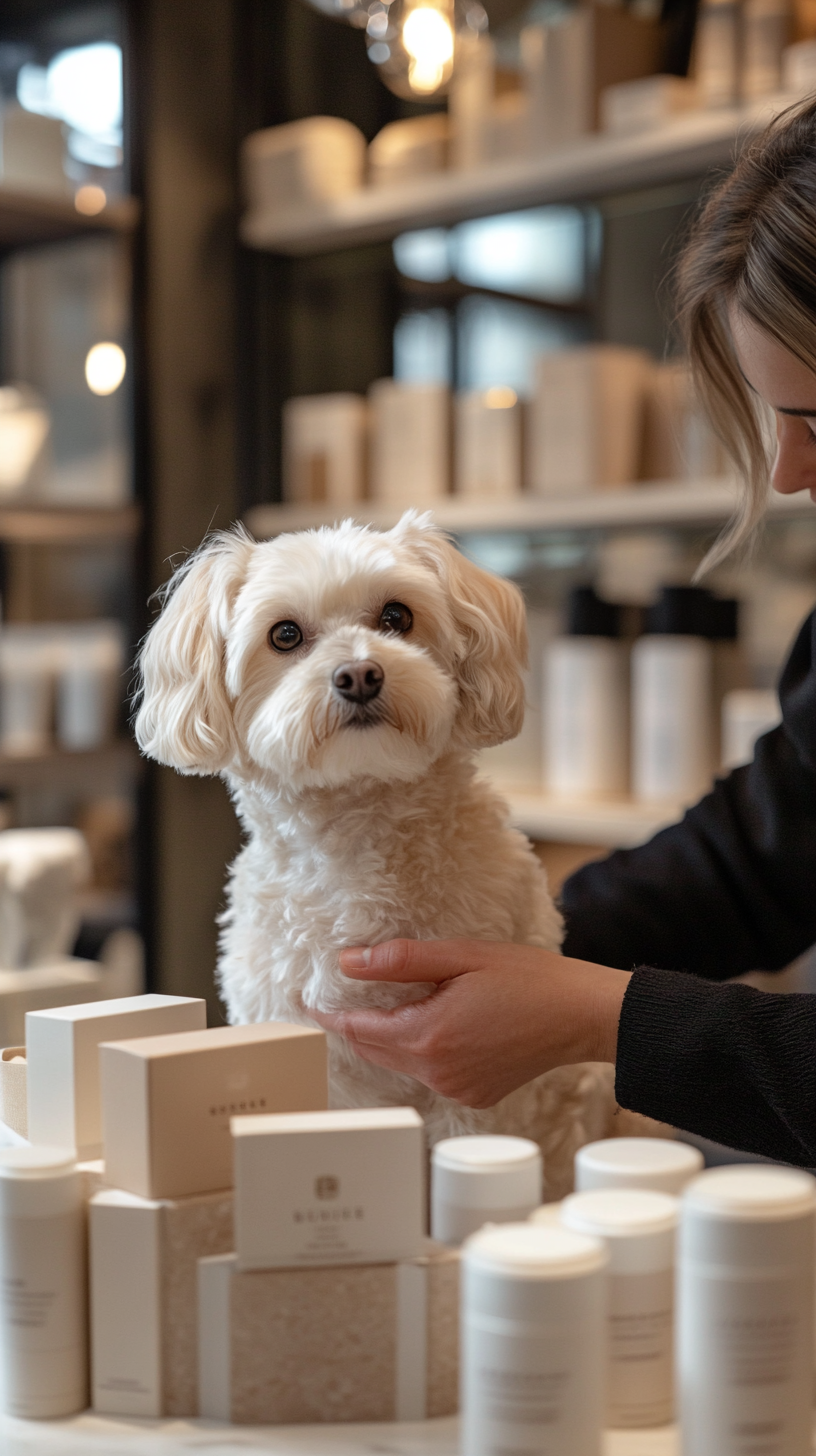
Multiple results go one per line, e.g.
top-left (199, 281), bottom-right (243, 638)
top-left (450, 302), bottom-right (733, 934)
top-left (366, 0), bottom-right (486, 99)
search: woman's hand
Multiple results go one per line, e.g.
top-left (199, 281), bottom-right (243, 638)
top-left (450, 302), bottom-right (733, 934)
top-left (309, 940), bottom-right (631, 1109)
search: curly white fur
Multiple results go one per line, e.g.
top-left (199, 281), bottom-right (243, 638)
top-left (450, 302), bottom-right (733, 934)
top-left (135, 512), bottom-right (617, 1198)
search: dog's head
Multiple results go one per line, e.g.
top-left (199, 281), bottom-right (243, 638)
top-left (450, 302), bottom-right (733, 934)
top-left (134, 513), bottom-right (527, 790)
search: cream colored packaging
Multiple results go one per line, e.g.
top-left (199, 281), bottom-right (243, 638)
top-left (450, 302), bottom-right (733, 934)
top-left (241, 117), bottom-right (366, 214)
top-left (282, 393), bottom-right (367, 506)
top-left (0, 1147), bottom-right (87, 1418)
top-left (26, 993), bottom-right (206, 1159)
top-left (576, 1137), bottom-right (703, 1195)
top-left (454, 389), bottom-right (522, 498)
top-left (368, 115), bottom-right (448, 186)
top-left (369, 379), bottom-right (449, 505)
top-left (600, 74), bottom-right (698, 134)
top-left (432, 1136), bottom-right (542, 1246)
top-left (101, 1021), bottom-right (328, 1200)
top-left (742, 0), bottom-right (791, 99)
top-left (560, 1187), bottom-right (678, 1428)
top-left (0, 1046), bottom-right (26, 1137)
top-left (449, 32), bottom-right (495, 169)
top-left (544, 636), bottom-right (629, 799)
top-left (89, 1186), bottom-right (233, 1418)
top-left (529, 345), bottom-right (649, 495)
top-left (233, 1105), bottom-right (425, 1269)
top-left (0, 958), bottom-right (103, 1048)
top-left (679, 1166), bottom-right (816, 1456)
top-left (632, 635), bottom-right (714, 802)
top-left (695, 0), bottom-right (741, 107)
top-left (197, 1240), bottom-right (458, 1423)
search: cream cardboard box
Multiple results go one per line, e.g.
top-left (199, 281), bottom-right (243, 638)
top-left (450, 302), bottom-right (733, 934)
top-left (0, 956), bottom-right (103, 1047)
top-left (100, 1022), bottom-right (328, 1200)
top-left (26, 993), bottom-right (206, 1159)
top-left (233, 1105), bottom-right (425, 1270)
top-left (0, 1045), bottom-right (26, 1137)
top-left (198, 1241), bottom-right (459, 1424)
top-left (89, 1187), bottom-right (234, 1418)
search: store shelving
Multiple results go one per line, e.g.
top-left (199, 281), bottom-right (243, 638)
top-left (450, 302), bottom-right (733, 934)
top-left (0, 740), bottom-right (142, 794)
top-left (0, 185), bottom-right (139, 249)
top-left (0, 504), bottom-right (140, 546)
top-left (500, 789), bottom-right (684, 848)
top-left (241, 100), bottom-right (784, 255)
top-left (246, 478), bottom-right (811, 541)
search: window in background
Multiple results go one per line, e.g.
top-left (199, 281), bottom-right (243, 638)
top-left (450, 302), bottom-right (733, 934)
top-left (456, 295), bottom-right (587, 396)
top-left (16, 40), bottom-right (124, 191)
top-left (452, 208), bottom-right (588, 304)
top-left (393, 307), bottom-right (453, 384)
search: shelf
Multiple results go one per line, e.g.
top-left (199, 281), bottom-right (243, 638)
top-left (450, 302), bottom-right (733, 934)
top-left (0, 186), bottom-right (139, 249)
top-left (0, 504), bottom-right (140, 545)
top-left (241, 99), bottom-right (782, 255)
top-left (246, 478), bottom-right (812, 541)
top-left (502, 789), bottom-right (685, 847)
top-left (0, 739), bottom-right (142, 793)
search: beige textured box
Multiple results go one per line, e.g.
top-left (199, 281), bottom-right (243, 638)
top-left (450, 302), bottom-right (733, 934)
top-left (198, 1241), bottom-right (459, 1424)
top-left (26, 993), bottom-right (206, 1159)
top-left (0, 957), bottom-right (103, 1047)
top-left (0, 1045), bottom-right (26, 1136)
top-left (233, 1105), bottom-right (425, 1270)
top-left (101, 1022), bottom-right (328, 1200)
top-left (89, 1187), bottom-right (234, 1418)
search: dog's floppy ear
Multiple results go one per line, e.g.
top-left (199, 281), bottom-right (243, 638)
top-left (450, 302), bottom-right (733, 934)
top-left (134, 528), bottom-right (255, 774)
top-left (393, 512), bottom-right (528, 748)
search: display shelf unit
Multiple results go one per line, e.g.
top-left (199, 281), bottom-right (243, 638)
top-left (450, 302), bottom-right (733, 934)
top-left (0, 505), bottom-right (140, 545)
top-left (500, 789), bottom-right (684, 848)
top-left (0, 740), bottom-right (142, 794)
top-left (0, 185), bottom-right (139, 249)
top-left (241, 99), bottom-right (783, 255)
top-left (246, 478), bottom-right (810, 541)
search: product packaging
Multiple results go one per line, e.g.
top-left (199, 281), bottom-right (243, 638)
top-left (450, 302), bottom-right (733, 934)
top-left (641, 359), bottom-right (726, 481)
top-left (233, 1105), bottom-right (425, 1269)
top-left (369, 379), bottom-right (450, 505)
top-left (461, 1222), bottom-right (608, 1456)
top-left (695, 0), bottom-right (741, 106)
top-left (449, 32), bottom-right (495, 168)
top-left (368, 115), bottom-right (449, 187)
top-left (575, 1136), bottom-right (704, 1195)
top-left (241, 117), bottom-right (366, 215)
top-left (282, 393), bottom-right (367, 506)
top-left (529, 345), bottom-right (649, 495)
top-left (0, 628), bottom-right (54, 755)
top-left (197, 1240), bottom-right (459, 1423)
top-left (600, 74), bottom-right (699, 134)
top-left (679, 1165), bottom-right (816, 1456)
top-left (0, 825), bottom-right (90, 969)
top-left (0, 1046), bottom-right (26, 1137)
top-left (89, 1186), bottom-right (233, 1417)
top-left (0, 959), bottom-right (103, 1048)
top-left (100, 1021), bottom-right (328, 1200)
top-left (55, 623), bottom-right (124, 752)
top-left (545, 586), bottom-right (628, 800)
top-left (560, 1187), bottom-right (678, 1428)
top-left (454, 388), bottom-right (522, 498)
top-left (742, 0), bottom-right (791, 97)
top-left (0, 1147), bottom-right (87, 1418)
top-left (26, 992), bottom-right (206, 1159)
top-left (782, 37), bottom-right (816, 92)
top-left (721, 687), bottom-right (781, 769)
top-left (631, 586), bottom-right (718, 803)
top-left (431, 1135), bottom-right (542, 1246)
top-left (0, 106), bottom-right (67, 193)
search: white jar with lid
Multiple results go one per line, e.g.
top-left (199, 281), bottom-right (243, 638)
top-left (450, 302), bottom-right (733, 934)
top-left (0, 1146), bottom-right (87, 1416)
top-left (576, 1137), bottom-right (703, 1195)
top-left (432, 1135), bottom-right (542, 1246)
top-left (560, 1187), bottom-right (678, 1428)
top-left (462, 1222), bottom-right (608, 1456)
top-left (679, 1165), bottom-right (816, 1456)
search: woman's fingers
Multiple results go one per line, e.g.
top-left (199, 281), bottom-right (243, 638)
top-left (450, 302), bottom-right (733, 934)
top-left (339, 937), bottom-right (547, 983)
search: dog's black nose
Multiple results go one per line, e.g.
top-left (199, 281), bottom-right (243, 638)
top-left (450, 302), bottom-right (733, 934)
top-left (332, 660), bottom-right (384, 705)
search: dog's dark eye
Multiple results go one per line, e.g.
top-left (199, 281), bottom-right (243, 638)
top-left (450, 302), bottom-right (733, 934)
top-left (379, 602), bottom-right (413, 635)
top-left (269, 621), bottom-right (303, 652)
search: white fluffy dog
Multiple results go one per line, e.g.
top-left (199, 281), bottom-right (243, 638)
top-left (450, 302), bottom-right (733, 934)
top-left (135, 512), bottom-right (617, 1197)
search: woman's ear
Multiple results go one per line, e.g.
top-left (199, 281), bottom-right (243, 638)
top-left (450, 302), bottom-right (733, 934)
top-left (392, 513), bottom-right (528, 747)
top-left (134, 529), bottom-right (255, 774)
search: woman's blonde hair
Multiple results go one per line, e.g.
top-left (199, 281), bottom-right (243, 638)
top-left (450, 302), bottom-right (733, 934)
top-left (677, 96), bottom-right (816, 571)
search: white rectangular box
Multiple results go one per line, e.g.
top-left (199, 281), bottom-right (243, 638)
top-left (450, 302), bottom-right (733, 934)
top-left (233, 1105), bottom-right (425, 1270)
top-left (198, 1242), bottom-right (459, 1424)
top-left (0, 956), bottom-right (102, 1048)
top-left (282, 393), bottom-right (367, 506)
top-left (529, 345), bottom-right (649, 495)
top-left (26, 993), bottom-right (206, 1159)
top-left (600, 74), bottom-right (698, 135)
top-left (369, 115), bottom-right (448, 187)
top-left (100, 1021), bottom-right (328, 1200)
top-left (369, 380), bottom-right (450, 506)
top-left (89, 1187), bottom-right (233, 1418)
top-left (242, 117), bottom-right (366, 213)
top-left (455, 388), bottom-right (522, 498)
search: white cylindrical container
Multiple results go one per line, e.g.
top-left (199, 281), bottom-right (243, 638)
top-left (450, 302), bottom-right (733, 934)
top-left (0, 1146), bottom-right (87, 1417)
top-left (462, 1223), bottom-right (608, 1456)
top-left (741, 0), bottom-right (790, 99)
top-left (545, 637), bottom-right (628, 799)
top-left (632, 634), bottom-right (714, 802)
top-left (695, 0), bottom-right (741, 107)
top-left (56, 626), bottom-right (123, 752)
top-left (679, 1166), bottom-right (816, 1456)
top-left (576, 1137), bottom-right (703, 1196)
top-left (432, 1135), bottom-right (542, 1246)
top-left (0, 631), bottom-right (53, 756)
top-left (560, 1187), bottom-right (678, 1428)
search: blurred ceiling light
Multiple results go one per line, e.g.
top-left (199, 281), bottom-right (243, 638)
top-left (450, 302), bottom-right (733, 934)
top-left (74, 184), bottom-right (107, 216)
top-left (484, 386), bottom-right (518, 409)
top-left (85, 343), bottom-right (126, 396)
top-left (402, 4), bottom-right (454, 91)
top-left (18, 42), bottom-right (123, 169)
top-left (365, 0), bottom-right (486, 97)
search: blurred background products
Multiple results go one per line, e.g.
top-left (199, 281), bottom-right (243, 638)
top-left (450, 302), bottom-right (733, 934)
top-left (0, 622), bottom-right (124, 758)
top-left (0, 387), bottom-right (50, 500)
top-left (529, 347), bottom-right (649, 497)
top-left (455, 387), bottom-right (521, 497)
top-left (242, 116), bottom-right (367, 214)
top-left (368, 114), bottom-right (449, 186)
top-left (369, 378), bottom-right (450, 503)
top-left (545, 587), bottom-right (629, 801)
top-left (283, 393), bottom-right (368, 505)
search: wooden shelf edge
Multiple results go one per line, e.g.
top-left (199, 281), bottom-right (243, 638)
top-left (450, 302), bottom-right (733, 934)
top-left (0, 186), bottom-right (140, 247)
top-left (0, 739), bottom-right (143, 791)
top-left (499, 788), bottom-right (685, 847)
top-left (0, 504), bottom-right (140, 545)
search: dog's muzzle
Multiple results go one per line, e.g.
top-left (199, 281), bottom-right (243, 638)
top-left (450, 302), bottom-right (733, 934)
top-left (332, 659), bottom-right (384, 706)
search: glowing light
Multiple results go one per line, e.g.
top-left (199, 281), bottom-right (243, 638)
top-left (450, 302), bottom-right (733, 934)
top-left (402, 5), bottom-right (453, 93)
top-left (74, 185), bottom-right (107, 216)
top-left (85, 343), bottom-right (126, 396)
top-left (484, 386), bottom-right (518, 409)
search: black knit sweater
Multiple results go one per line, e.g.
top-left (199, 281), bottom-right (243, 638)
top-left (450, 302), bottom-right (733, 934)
top-left (561, 607), bottom-right (816, 1166)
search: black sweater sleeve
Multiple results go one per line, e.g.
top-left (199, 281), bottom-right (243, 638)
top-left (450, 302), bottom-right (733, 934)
top-left (561, 609), bottom-right (816, 978)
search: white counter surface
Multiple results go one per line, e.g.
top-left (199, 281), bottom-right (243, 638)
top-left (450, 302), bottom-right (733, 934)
top-left (0, 1413), bottom-right (681, 1456)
